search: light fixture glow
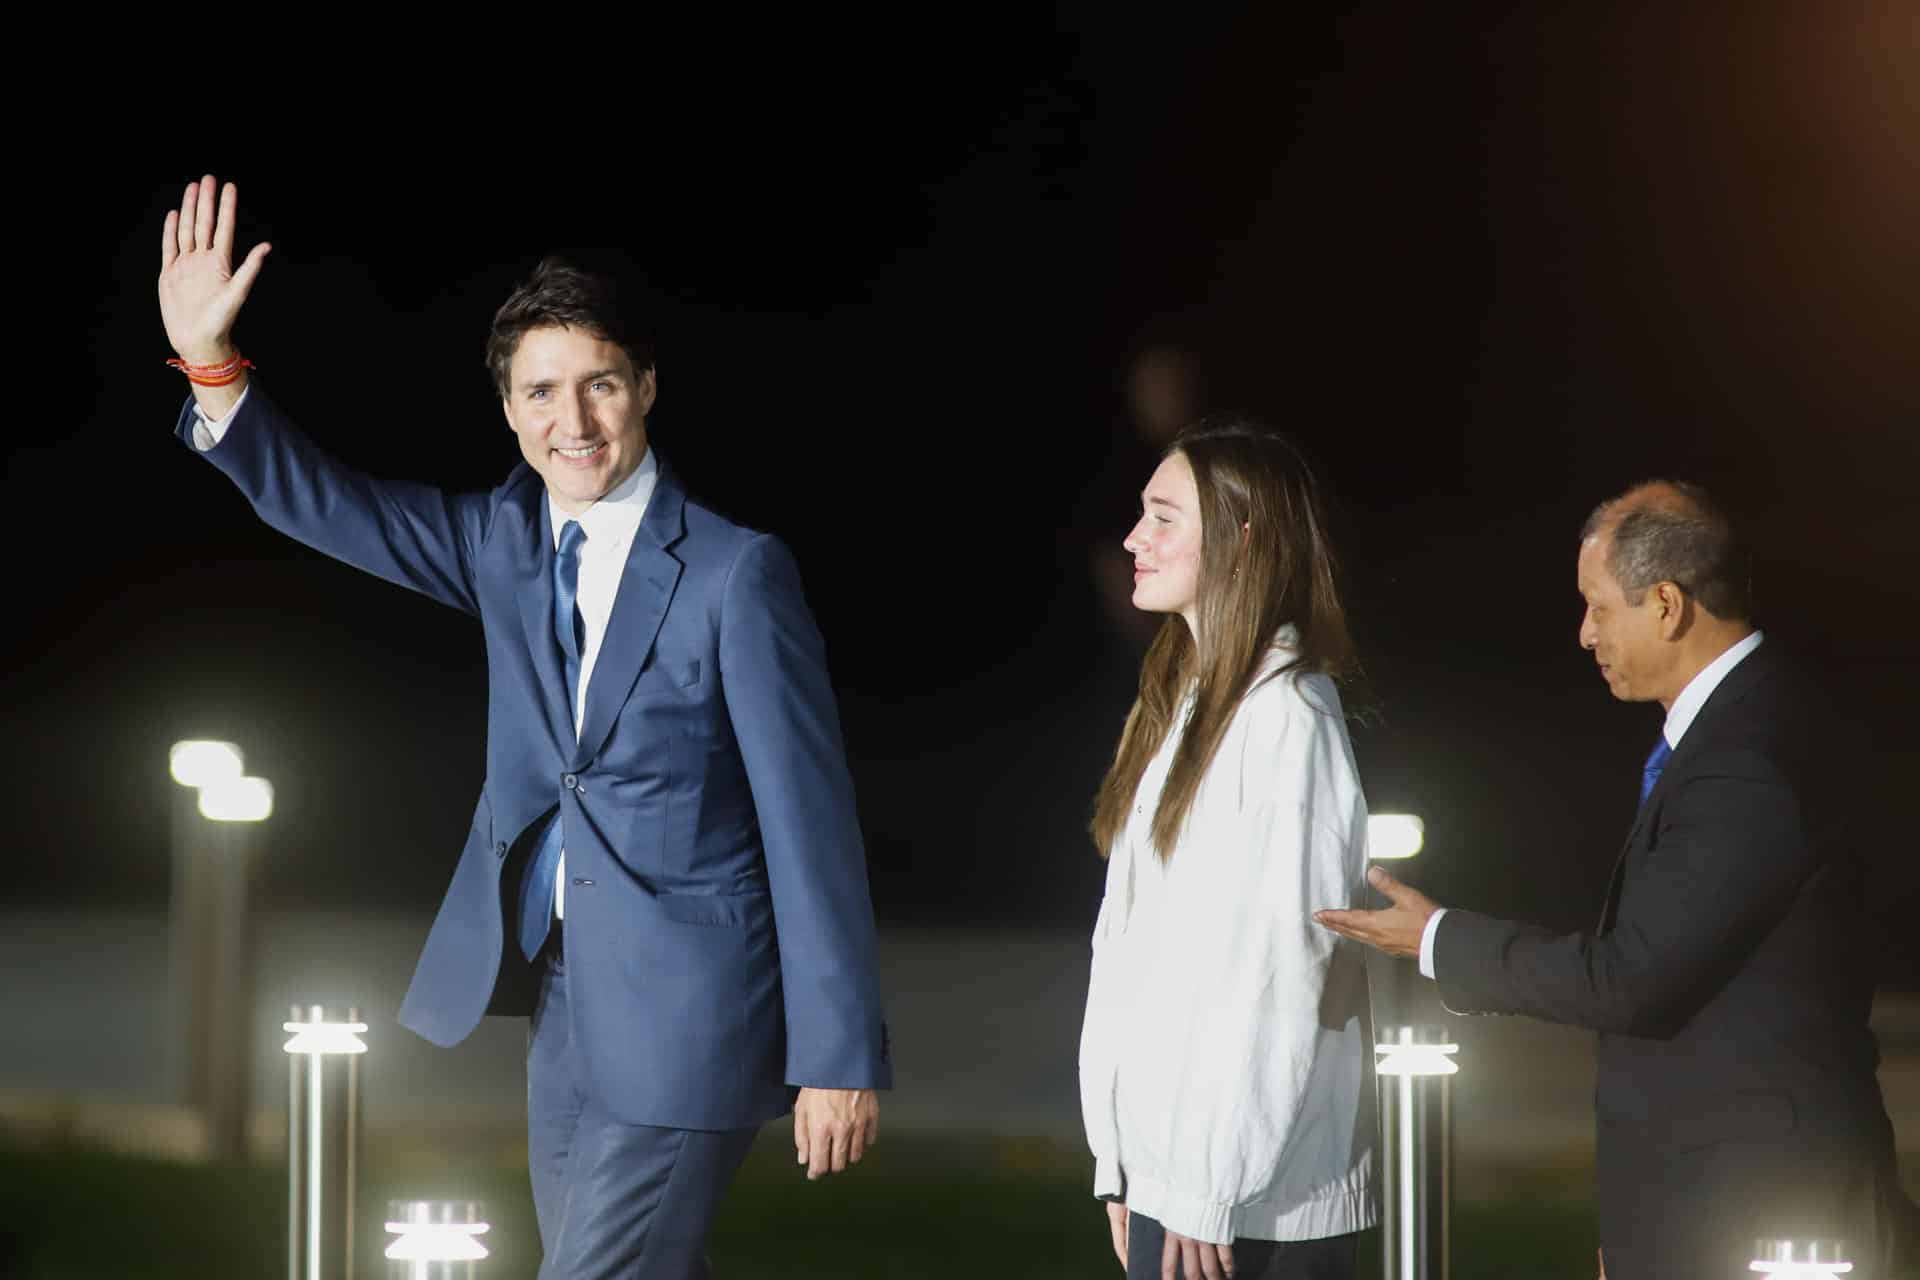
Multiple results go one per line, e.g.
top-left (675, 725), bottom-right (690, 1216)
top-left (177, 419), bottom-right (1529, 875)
top-left (1375, 1025), bottom-right (1460, 1077)
top-left (383, 1222), bottom-right (491, 1263)
top-left (1750, 1241), bottom-right (1853, 1277)
top-left (1368, 813), bottom-right (1425, 860)
top-left (1375, 1044), bottom-right (1461, 1077)
top-left (283, 1020), bottom-right (369, 1056)
top-left (199, 775), bottom-right (274, 822)
top-left (169, 740), bottom-right (244, 788)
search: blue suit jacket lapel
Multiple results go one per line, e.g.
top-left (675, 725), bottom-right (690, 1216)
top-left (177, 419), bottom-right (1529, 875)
top-left (515, 492), bottom-right (578, 750)
top-left (571, 461), bottom-right (687, 770)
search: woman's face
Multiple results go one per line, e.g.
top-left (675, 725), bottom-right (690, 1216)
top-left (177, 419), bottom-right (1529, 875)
top-left (1124, 450), bottom-right (1204, 631)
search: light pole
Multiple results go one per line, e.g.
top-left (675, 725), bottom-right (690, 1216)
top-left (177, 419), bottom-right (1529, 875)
top-left (384, 1201), bottom-right (492, 1279)
top-left (286, 1005), bottom-right (367, 1280)
top-left (1376, 1025), bottom-right (1457, 1280)
top-left (167, 739), bottom-right (272, 1160)
top-left (199, 768), bottom-right (272, 1160)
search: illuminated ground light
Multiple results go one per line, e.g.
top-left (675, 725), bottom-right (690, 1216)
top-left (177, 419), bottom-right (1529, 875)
top-left (1749, 1239), bottom-right (1851, 1278)
top-left (283, 1010), bottom-right (369, 1056)
top-left (385, 1201), bottom-right (491, 1268)
top-left (1375, 1026), bottom-right (1459, 1077)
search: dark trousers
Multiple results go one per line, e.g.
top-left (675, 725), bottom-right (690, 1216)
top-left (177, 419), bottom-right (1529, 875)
top-left (1125, 1212), bottom-right (1360, 1280)
top-left (528, 939), bottom-right (758, 1280)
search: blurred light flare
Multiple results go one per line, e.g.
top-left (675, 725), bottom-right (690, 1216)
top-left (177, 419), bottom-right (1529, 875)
top-left (383, 1222), bottom-right (491, 1263)
top-left (283, 1018), bottom-right (369, 1056)
top-left (199, 775), bottom-right (274, 822)
top-left (1369, 813), bottom-right (1425, 860)
top-left (1750, 1239), bottom-right (1853, 1277)
top-left (169, 739), bottom-right (244, 788)
top-left (1376, 1025), bottom-right (1459, 1077)
top-left (385, 1202), bottom-right (492, 1266)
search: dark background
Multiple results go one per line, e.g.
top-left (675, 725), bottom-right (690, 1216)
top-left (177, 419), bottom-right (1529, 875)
top-left (6, 6), bottom-right (1915, 979)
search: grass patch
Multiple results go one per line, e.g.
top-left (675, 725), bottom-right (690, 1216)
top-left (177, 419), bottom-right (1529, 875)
top-left (2, 1136), bottom-right (1594, 1278)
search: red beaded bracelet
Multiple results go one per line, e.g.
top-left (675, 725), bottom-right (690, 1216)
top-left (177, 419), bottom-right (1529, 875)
top-left (166, 352), bottom-right (255, 386)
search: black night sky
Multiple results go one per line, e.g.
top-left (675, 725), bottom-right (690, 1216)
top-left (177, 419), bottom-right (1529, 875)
top-left (7, 8), bottom-right (1916, 982)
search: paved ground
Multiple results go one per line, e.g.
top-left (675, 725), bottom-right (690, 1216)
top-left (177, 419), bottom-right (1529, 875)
top-left (3, 909), bottom-right (1915, 1199)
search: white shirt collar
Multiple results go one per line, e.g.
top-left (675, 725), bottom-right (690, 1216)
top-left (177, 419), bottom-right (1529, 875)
top-left (1663, 629), bottom-right (1764, 748)
top-left (546, 448), bottom-right (658, 549)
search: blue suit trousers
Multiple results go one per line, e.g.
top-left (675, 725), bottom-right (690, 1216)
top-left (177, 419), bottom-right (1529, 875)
top-left (529, 942), bottom-right (759, 1279)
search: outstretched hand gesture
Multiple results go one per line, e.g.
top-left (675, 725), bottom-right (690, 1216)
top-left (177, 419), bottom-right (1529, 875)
top-left (158, 174), bottom-right (271, 367)
top-left (1313, 865), bottom-right (1440, 959)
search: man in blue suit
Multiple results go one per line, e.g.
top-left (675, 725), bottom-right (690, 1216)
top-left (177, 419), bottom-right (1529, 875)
top-left (158, 175), bottom-right (891, 1278)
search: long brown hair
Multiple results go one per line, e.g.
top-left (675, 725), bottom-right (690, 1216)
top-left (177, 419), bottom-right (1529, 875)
top-left (1090, 417), bottom-right (1355, 861)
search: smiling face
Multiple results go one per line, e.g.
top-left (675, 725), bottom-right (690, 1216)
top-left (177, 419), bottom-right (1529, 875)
top-left (1123, 450), bottom-right (1205, 632)
top-left (502, 325), bottom-right (657, 515)
top-left (1577, 532), bottom-right (1677, 704)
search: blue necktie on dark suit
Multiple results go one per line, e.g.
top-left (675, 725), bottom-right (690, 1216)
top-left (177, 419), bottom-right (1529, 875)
top-left (1639, 734), bottom-right (1673, 806)
top-left (520, 519), bottom-right (587, 961)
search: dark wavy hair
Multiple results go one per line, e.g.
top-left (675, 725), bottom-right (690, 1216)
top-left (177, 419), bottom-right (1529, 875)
top-left (485, 257), bottom-right (655, 396)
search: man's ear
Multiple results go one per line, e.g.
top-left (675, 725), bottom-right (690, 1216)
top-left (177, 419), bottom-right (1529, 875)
top-left (1654, 581), bottom-right (1690, 639)
top-left (637, 367), bottom-right (658, 416)
top-left (501, 396), bottom-right (516, 431)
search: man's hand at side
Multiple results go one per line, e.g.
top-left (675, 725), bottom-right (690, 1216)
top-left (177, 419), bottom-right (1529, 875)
top-left (793, 1087), bottom-right (878, 1180)
top-left (158, 173), bottom-right (272, 417)
top-left (1313, 866), bottom-right (1439, 959)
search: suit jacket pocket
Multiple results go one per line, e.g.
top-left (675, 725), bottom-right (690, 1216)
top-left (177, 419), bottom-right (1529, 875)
top-left (1660, 1089), bottom-right (1796, 1154)
top-left (656, 888), bottom-right (766, 929)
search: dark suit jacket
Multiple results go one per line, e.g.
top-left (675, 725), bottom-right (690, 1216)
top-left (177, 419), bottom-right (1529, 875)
top-left (177, 384), bottom-right (891, 1131)
top-left (1433, 641), bottom-right (1915, 1278)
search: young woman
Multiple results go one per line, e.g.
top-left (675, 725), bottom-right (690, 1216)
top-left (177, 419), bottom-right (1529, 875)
top-left (1080, 419), bottom-right (1377, 1280)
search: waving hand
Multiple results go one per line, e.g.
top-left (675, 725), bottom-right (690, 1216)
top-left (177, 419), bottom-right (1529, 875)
top-left (158, 175), bottom-right (271, 373)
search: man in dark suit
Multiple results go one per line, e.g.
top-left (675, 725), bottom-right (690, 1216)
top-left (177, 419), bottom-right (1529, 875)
top-left (157, 175), bottom-right (890, 1278)
top-left (1316, 480), bottom-right (1916, 1278)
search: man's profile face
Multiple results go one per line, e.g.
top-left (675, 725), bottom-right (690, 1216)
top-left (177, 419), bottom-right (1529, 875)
top-left (1577, 533), bottom-right (1669, 703)
top-left (502, 325), bottom-right (656, 517)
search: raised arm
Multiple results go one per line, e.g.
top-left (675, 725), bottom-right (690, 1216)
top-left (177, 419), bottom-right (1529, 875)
top-left (158, 174), bottom-right (272, 420)
top-left (158, 174), bottom-right (488, 616)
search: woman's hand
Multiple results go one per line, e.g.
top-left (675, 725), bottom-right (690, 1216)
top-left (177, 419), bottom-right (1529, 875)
top-left (1162, 1226), bottom-right (1234, 1279)
top-left (158, 174), bottom-right (271, 365)
top-left (1105, 1202), bottom-right (1129, 1270)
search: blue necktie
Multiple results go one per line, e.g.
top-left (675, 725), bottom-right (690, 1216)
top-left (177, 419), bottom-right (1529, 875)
top-left (520, 519), bottom-right (587, 961)
top-left (1639, 735), bottom-right (1672, 806)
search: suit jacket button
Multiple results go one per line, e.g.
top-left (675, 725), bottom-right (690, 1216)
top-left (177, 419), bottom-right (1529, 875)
top-left (563, 773), bottom-right (578, 790)
top-left (493, 842), bottom-right (507, 859)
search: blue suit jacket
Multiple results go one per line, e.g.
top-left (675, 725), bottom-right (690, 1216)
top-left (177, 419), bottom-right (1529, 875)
top-left (177, 385), bottom-right (891, 1130)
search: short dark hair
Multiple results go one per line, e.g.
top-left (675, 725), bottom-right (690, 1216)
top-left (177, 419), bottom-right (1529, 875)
top-left (485, 256), bottom-right (655, 396)
top-left (1580, 480), bottom-right (1752, 621)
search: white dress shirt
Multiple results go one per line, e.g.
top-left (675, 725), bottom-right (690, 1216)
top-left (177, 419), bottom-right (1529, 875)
top-left (1079, 634), bottom-right (1377, 1244)
top-left (193, 388), bottom-right (659, 918)
top-left (544, 457), bottom-right (657, 915)
top-left (1416, 630), bottom-right (1765, 977)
